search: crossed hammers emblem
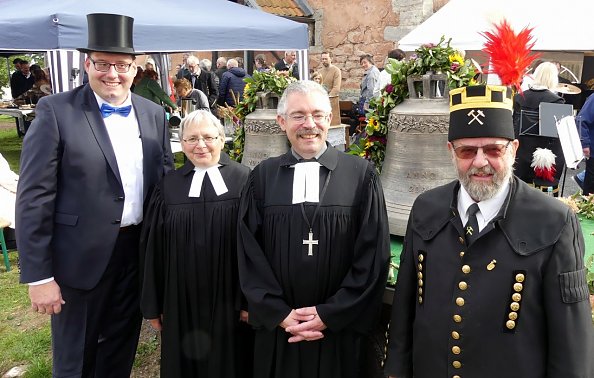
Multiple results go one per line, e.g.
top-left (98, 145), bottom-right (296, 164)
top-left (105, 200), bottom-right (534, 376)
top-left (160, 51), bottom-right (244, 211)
top-left (467, 109), bottom-right (485, 125)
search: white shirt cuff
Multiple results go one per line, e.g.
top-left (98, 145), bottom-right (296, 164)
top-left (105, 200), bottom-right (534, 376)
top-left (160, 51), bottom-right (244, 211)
top-left (28, 277), bottom-right (55, 286)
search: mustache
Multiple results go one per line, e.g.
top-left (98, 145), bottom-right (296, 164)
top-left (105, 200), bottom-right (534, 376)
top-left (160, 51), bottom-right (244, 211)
top-left (296, 128), bottom-right (322, 136)
top-left (467, 165), bottom-right (495, 176)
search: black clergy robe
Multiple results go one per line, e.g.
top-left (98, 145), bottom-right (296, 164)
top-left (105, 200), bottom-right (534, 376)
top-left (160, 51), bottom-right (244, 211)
top-left (140, 154), bottom-right (251, 378)
top-left (237, 146), bottom-right (390, 378)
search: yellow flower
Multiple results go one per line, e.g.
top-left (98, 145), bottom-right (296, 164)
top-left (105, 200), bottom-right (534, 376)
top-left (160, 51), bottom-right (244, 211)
top-left (359, 152), bottom-right (366, 157)
top-left (449, 53), bottom-right (464, 65)
top-left (365, 141), bottom-right (372, 149)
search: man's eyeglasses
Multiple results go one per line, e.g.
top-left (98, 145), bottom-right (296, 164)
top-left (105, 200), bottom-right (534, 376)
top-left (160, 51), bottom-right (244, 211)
top-left (89, 58), bottom-right (133, 73)
top-left (452, 141), bottom-right (511, 159)
top-left (285, 113), bottom-right (328, 125)
top-left (182, 136), bottom-right (219, 146)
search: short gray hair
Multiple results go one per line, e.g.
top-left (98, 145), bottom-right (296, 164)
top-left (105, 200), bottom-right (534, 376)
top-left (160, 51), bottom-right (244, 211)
top-left (200, 59), bottom-right (212, 71)
top-left (180, 110), bottom-right (226, 139)
top-left (277, 80), bottom-right (331, 116)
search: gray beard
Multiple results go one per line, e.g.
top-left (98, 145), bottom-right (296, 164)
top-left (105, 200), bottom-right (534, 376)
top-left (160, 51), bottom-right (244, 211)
top-left (458, 154), bottom-right (514, 202)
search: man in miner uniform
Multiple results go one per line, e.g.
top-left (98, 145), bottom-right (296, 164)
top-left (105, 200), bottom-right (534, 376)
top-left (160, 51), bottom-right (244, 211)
top-left (385, 84), bottom-right (594, 378)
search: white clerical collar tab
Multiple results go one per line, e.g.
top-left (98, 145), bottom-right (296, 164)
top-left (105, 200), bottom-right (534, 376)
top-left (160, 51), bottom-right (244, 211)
top-left (292, 161), bottom-right (321, 204)
top-left (188, 165), bottom-right (228, 197)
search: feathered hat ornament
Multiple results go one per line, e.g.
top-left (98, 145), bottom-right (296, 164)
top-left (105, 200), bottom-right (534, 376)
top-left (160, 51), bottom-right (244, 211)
top-left (531, 148), bottom-right (557, 183)
top-left (480, 19), bottom-right (539, 92)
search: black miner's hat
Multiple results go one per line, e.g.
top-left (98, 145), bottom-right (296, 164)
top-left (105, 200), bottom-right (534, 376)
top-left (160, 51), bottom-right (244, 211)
top-left (448, 84), bottom-right (514, 142)
top-left (78, 13), bottom-right (136, 55)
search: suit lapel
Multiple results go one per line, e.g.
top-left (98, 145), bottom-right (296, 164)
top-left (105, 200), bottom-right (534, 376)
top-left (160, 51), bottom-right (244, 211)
top-left (132, 95), bottom-right (152, 200)
top-left (81, 86), bottom-right (123, 187)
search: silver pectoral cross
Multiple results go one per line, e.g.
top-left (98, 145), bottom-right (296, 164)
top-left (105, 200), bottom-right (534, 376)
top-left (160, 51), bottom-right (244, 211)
top-left (303, 229), bottom-right (318, 256)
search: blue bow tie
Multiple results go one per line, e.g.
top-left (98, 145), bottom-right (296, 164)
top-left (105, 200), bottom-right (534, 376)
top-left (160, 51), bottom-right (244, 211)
top-left (100, 103), bottom-right (132, 118)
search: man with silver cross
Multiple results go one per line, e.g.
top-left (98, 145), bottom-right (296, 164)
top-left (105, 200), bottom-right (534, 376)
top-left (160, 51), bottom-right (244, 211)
top-left (16, 13), bottom-right (172, 377)
top-left (237, 80), bottom-right (390, 378)
top-left (385, 84), bottom-right (594, 378)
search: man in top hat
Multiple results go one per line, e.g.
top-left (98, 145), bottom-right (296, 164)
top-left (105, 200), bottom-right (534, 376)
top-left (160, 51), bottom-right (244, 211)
top-left (384, 84), bottom-right (594, 378)
top-left (16, 13), bottom-right (173, 377)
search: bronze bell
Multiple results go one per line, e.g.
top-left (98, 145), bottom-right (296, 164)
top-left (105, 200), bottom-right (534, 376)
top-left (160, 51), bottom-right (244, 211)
top-left (380, 73), bottom-right (457, 236)
top-left (241, 92), bottom-right (289, 170)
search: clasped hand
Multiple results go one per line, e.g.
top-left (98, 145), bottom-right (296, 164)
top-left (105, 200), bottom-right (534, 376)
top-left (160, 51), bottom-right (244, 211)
top-left (280, 306), bottom-right (327, 343)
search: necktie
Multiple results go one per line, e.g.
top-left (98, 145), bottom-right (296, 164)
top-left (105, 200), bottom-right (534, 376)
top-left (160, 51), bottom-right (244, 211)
top-left (465, 203), bottom-right (480, 244)
top-left (100, 103), bottom-right (132, 118)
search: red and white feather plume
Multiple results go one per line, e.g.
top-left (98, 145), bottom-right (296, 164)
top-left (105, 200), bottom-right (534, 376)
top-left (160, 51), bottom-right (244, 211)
top-left (480, 20), bottom-right (539, 92)
top-left (531, 148), bottom-right (557, 183)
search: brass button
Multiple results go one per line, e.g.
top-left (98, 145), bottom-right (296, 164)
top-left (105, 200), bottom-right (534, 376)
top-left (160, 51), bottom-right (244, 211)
top-left (459, 251), bottom-right (465, 258)
top-left (515, 273), bottom-right (525, 282)
top-left (417, 272), bottom-right (423, 279)
top-left (458, 236), bottom-right (465, 244)
top-left (453, 314), bottom-right (462, 323)
top-left (506, 320), bottom-right (516, 329)
top-left (452, 345), bottom-right (461, 354)
top-left (418, 263), bottom-right (423, 270)
top-left (418, 287), bottom-right (423, 295)
top-left (418, 279), bottom-right (424, 287)
top-left (451, 331), bottom-right (460, 339)
top-left (513, 283), bottom-right (523, 292)
top-left (508, 311), bottom-right (518, 320)
top-left (458, 281), bottom-right (468, 290)
top-left (418, 254), bottom-right (424, 262)
top-left (452, 360), bottom-right (462, 369)
top-left (510, 302), bottom-right (520, 311)
top-left (512, 293), bottom-right (522, 302)
top-left (418, 297), bottom-right (423, 304)
top-left (455, 297), bottom-right (465, 306)
top-left (462, 265), bottom-right (471, 274)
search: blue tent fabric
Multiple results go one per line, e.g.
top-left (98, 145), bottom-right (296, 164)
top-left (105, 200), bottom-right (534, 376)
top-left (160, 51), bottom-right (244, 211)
top-left (0, 0), bottom-right (309, 52)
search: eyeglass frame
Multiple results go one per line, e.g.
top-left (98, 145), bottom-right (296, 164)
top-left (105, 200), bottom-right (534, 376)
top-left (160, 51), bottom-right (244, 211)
top-left (88, 57), bottom-right (134, 73)
top-left (283, 112), bottom-right (329, 125)
top-left (451, 141), bottom-right (512, 160)
top-left (182, 136), bottom-right (220, 146)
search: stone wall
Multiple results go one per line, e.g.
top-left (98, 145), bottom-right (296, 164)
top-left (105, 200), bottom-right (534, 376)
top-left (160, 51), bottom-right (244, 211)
top-left (307, 0), bottom-right (449, 99)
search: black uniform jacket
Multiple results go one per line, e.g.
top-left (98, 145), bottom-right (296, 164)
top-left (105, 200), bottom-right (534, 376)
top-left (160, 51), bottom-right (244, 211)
top-left (385, 176), bottom-right (594, 378)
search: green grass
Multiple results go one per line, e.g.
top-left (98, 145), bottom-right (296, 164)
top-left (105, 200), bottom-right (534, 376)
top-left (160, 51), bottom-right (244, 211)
top-left (0, 126), bottom-right (22, 173)
top-left (0, 253), bottom-right (52, 377)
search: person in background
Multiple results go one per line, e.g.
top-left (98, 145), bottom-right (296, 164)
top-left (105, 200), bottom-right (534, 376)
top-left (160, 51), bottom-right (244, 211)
top-left (578, 92), bottom-right (594, 195)
top-left (512, 61), bottom-right (564, 185)
top-left (10, 59), bottom-right (34, 99)
top-left (215, 56), bottom-right (228, 83)
top-left (200, 58), bottom-right (213, 73)
top-left (318, 51), bottom-right (342, 97)
top-left (176, 52), bottom-right (191, 80)
top-left (133, 69), bottom-right (178, 112)
top-left (184, 55), bottom-right (218, 112)
top-left (373, 49), bottom-right (405, 98)
top-left (311, 71), bottom-right (323, 86)
top-left (145, 57), bottom-right (156, 72)
top-left (385, 84), bottom-right (594, 378)
top-left (254, 54), bottom-right (270, 73)
top-left (358, 54), bottom-right (379, 115)
top-left (274, 50), bottom-right (299, 79)
top-left (141, 110), bottom-right (252, 377)
top-left (174, 78), bottom-right (210, 112)
top-left (238, 80), bottom-right (389, 378)
top-left (234, 56), bottom-right (244, 69)
top-left (16, 13), bottom-right (173, 376)
top-left (217, 58), bottom-right (249, 107)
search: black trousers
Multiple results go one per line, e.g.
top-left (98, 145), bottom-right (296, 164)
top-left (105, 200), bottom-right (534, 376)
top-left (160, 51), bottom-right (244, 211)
top-left (51, 227), bottom-right (143, 378)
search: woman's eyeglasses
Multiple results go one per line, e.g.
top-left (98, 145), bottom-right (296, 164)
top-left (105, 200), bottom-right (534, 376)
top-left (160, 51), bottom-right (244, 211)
top-left (182, 136), bottom-right (219, 146)
top-left (452, 141), bottom-right (511, 159)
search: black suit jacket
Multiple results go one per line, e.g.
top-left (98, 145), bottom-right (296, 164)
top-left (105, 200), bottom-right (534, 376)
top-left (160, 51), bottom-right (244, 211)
top-left (16, 84), bottom-right (173, 290)
top-left (183, 70), bottom-right (218, 107)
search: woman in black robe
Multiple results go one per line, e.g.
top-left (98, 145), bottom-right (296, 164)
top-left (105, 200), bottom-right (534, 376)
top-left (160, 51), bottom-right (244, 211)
top-left (140, 110), bottom-right (251, 377)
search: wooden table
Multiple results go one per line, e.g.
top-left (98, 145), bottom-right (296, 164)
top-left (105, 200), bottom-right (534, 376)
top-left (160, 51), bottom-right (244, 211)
top-left (0, 108), bottom-right (35, 137)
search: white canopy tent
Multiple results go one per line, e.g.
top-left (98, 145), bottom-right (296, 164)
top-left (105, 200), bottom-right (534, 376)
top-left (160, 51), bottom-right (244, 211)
top-left (0, 0), bottom-right (309, 93)
top-left (398, 0), bottom-right (594, 52)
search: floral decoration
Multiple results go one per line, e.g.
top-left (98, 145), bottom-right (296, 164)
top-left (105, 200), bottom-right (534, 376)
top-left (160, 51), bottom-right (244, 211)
top-left (348, 35), bottom-right (481, 172)
top-left (224, 70), bottom-right (296, 161)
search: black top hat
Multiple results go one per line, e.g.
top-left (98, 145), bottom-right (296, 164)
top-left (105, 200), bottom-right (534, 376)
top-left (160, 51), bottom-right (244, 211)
top-left (78, 13), bottom-right (136, 55)
top-left (448, 85), bottom-right (515, 141)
